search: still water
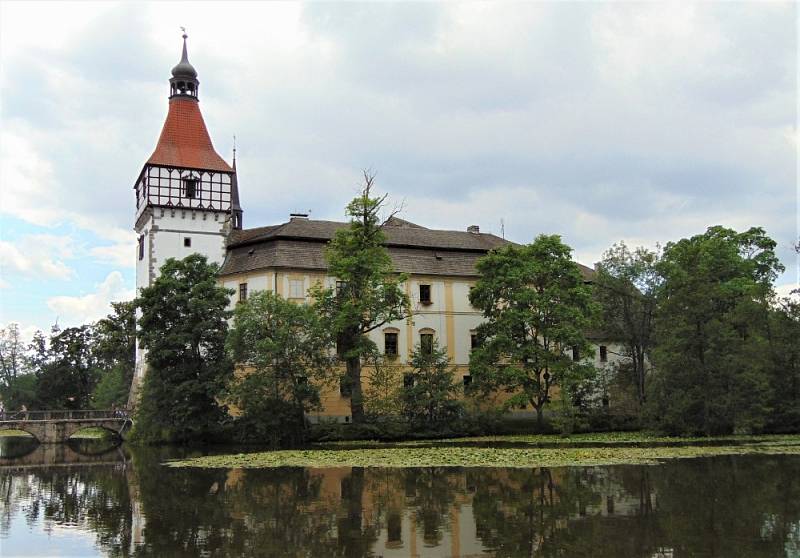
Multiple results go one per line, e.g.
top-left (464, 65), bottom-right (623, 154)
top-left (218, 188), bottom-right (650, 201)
top-left (1, 437), bottom-right (799, 558)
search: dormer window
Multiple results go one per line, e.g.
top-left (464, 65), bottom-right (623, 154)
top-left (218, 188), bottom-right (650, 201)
top-left (184, 177), bottom-right (197, 199)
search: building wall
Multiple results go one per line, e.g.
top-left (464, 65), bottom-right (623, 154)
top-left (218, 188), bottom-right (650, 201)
top-left (220, 267), bottom-right (626, 420)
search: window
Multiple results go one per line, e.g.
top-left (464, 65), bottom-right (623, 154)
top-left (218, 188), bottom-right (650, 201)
top-left (462, 375), bottom-right (472, 387)
top-left (419, 284), bottom-right (432, 304)
top-left (420, 333), bottom-right (433, 355)
top-left (239, 283), bottom-right (248, 302)
top-left (138, 235), bottom-right (144, 260)
top-left (184, 237), bottom-right (192, 248)
top-left (289, 279), bottom-right (304, 299)
top-left (336, 280), bottom-right (347, 297)
top-left (184, 178), bottom-right (197, 198)
top-left (599, 345), bottom-right (608, 363)
top-left (403, 374), bottom-right (415, 388)
top-left (384, 332), bottom-right (398, 356)
top-left (470, 332), bottom-right (479, 350)
top-left (572, 346), bottom-right (580, 361)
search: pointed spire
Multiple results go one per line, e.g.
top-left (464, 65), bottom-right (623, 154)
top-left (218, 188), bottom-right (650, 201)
top-left (171, 31), bottom-right (198, 79)
top-left (230, 135), bottom-right (242, 220)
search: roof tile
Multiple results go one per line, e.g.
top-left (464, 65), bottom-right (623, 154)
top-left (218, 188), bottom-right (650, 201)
top-left (147, 98), bottom-right (232, 172)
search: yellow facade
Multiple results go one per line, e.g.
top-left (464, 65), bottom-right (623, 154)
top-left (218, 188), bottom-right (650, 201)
top-left (220, 267), bottom-right (622, 421)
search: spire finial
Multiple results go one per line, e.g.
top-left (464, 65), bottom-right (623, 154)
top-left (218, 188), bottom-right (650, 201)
top-left (232, 135), bottom-right (237, 169)
top-left (180, 27), bottom-right (189, 62)
top-left (170, 27), bottom-right (198, 87)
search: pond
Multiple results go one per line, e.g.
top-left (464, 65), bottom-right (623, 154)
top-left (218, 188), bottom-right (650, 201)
top-left (1, 437), bottom-right (799, 557)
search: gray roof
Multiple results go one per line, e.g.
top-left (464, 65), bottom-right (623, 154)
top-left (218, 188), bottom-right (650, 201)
top-left (226, 217), bottom-right (508, 252)
top-left (220, 217), bottom-right (595, 280)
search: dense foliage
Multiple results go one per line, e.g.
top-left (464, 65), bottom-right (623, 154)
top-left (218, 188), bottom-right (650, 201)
top-left (0, 302), bottom-right (135, 412)
top-left (132, 254), bottom-right (233, 443)
top-left (226, 291), bottom-right (335, 445)
top-left (646, 226), bottom-right (783, 435)
top-left (469, 235), bottom-right (599, 426)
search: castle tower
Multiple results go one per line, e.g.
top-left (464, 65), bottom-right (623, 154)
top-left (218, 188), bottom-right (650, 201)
top-left (132, 34), bottom-right (242, 394)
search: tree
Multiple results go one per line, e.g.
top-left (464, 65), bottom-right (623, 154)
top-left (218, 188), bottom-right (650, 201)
top-left (469, 235), bottom-right (598, 427)
top-left (133, 254), bottom-right (233, 443)
top-left (647, 226), bottom-right (783, 435)
top-left (362, 356), bottom-right (402, 419)
top-left (0, 323), bottom-right (33, 409)
top-left (401, 340), bottom-right (463, 427)
top-left (35, 325), bottom-right (99, 409)
top-left (0, 323), bottom-right (25, 387)
top-left (91, 301), bottom-right (136, 409)
top-left (594, 242), bottom-right (661, 406)
top-left (765, 295), bottom-right (800, 432)
top-left (226, 291), bottom-right (335, 444)
top-left (309, 172), bottom-right (410, 423)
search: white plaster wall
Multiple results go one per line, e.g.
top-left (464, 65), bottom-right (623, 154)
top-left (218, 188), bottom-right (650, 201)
top-left (451, 281), bottom-right (476, 313)
top-left (150, 210), bottom-right (228, 269)
top-left (453, 313), bottom-right (484, 364)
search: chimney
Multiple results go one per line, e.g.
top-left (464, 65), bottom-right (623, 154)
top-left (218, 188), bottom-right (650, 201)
top-left (467, 225), bottom-right (480, 234)
top-left (289, 213), bottom-right (309, 221)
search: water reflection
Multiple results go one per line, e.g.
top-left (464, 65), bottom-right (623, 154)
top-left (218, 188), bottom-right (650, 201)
top-left (1, 439), bottom-right (799, 557)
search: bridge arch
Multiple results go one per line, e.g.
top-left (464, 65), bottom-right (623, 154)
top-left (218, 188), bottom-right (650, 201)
top-left (0, 425), bottom-right (40, 443)
top-left (67, 424), bottom-right (124, 442)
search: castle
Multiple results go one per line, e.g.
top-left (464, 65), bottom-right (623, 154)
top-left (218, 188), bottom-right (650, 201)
top-left (133, 36), bottom-right (621, 420)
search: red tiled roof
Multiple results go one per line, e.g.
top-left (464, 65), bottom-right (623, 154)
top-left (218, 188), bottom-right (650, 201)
top-left (146, 98), bottom-right (232, 172)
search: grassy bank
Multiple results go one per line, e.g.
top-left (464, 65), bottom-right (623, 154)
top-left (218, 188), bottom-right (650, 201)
top-left (166, 433), bottom-right (800, 469)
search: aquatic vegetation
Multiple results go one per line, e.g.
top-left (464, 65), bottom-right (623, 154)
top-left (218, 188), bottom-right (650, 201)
top-left (167, 435), bottom-right (800, 469)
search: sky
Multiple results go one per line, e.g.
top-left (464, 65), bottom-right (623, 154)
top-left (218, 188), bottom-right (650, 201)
top-left (0, 1), bottom-right (797, 339)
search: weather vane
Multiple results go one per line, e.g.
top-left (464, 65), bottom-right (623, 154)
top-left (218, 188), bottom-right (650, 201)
top-left (180, 26), bottom-right (187, 38)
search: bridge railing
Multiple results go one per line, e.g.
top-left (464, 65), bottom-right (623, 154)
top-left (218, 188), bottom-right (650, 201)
top-left (0, 409), bottom-right (131, 422)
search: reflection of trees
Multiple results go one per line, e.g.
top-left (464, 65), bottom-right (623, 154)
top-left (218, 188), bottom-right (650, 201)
top-left (649, 455), bottom-right (800, 558)
top-left (3, 449), bottom-right (800, 558)
top-left (0, 463), bottom-right (133, 555)
top-left (132, 458), bottom-right (380, 557)
top-left (471, 466), bottom-right (666, 558)
top-left (402, 467), bottom-right (459, 546)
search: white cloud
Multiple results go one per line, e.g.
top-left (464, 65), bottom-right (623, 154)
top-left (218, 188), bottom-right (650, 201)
top-left (46, 271), bottom-right (134, 326)
top-left (90, 243), bottom-right (135, 268)
top-left (0, 235), bottom-right (76, 282)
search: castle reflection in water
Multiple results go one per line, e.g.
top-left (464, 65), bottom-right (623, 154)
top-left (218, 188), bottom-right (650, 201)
top-left (1, 440), bottom-right (799, 557)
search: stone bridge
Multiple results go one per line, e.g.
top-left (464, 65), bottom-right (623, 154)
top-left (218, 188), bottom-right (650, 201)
top-left (0, 410), bottom-right (132, 444)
